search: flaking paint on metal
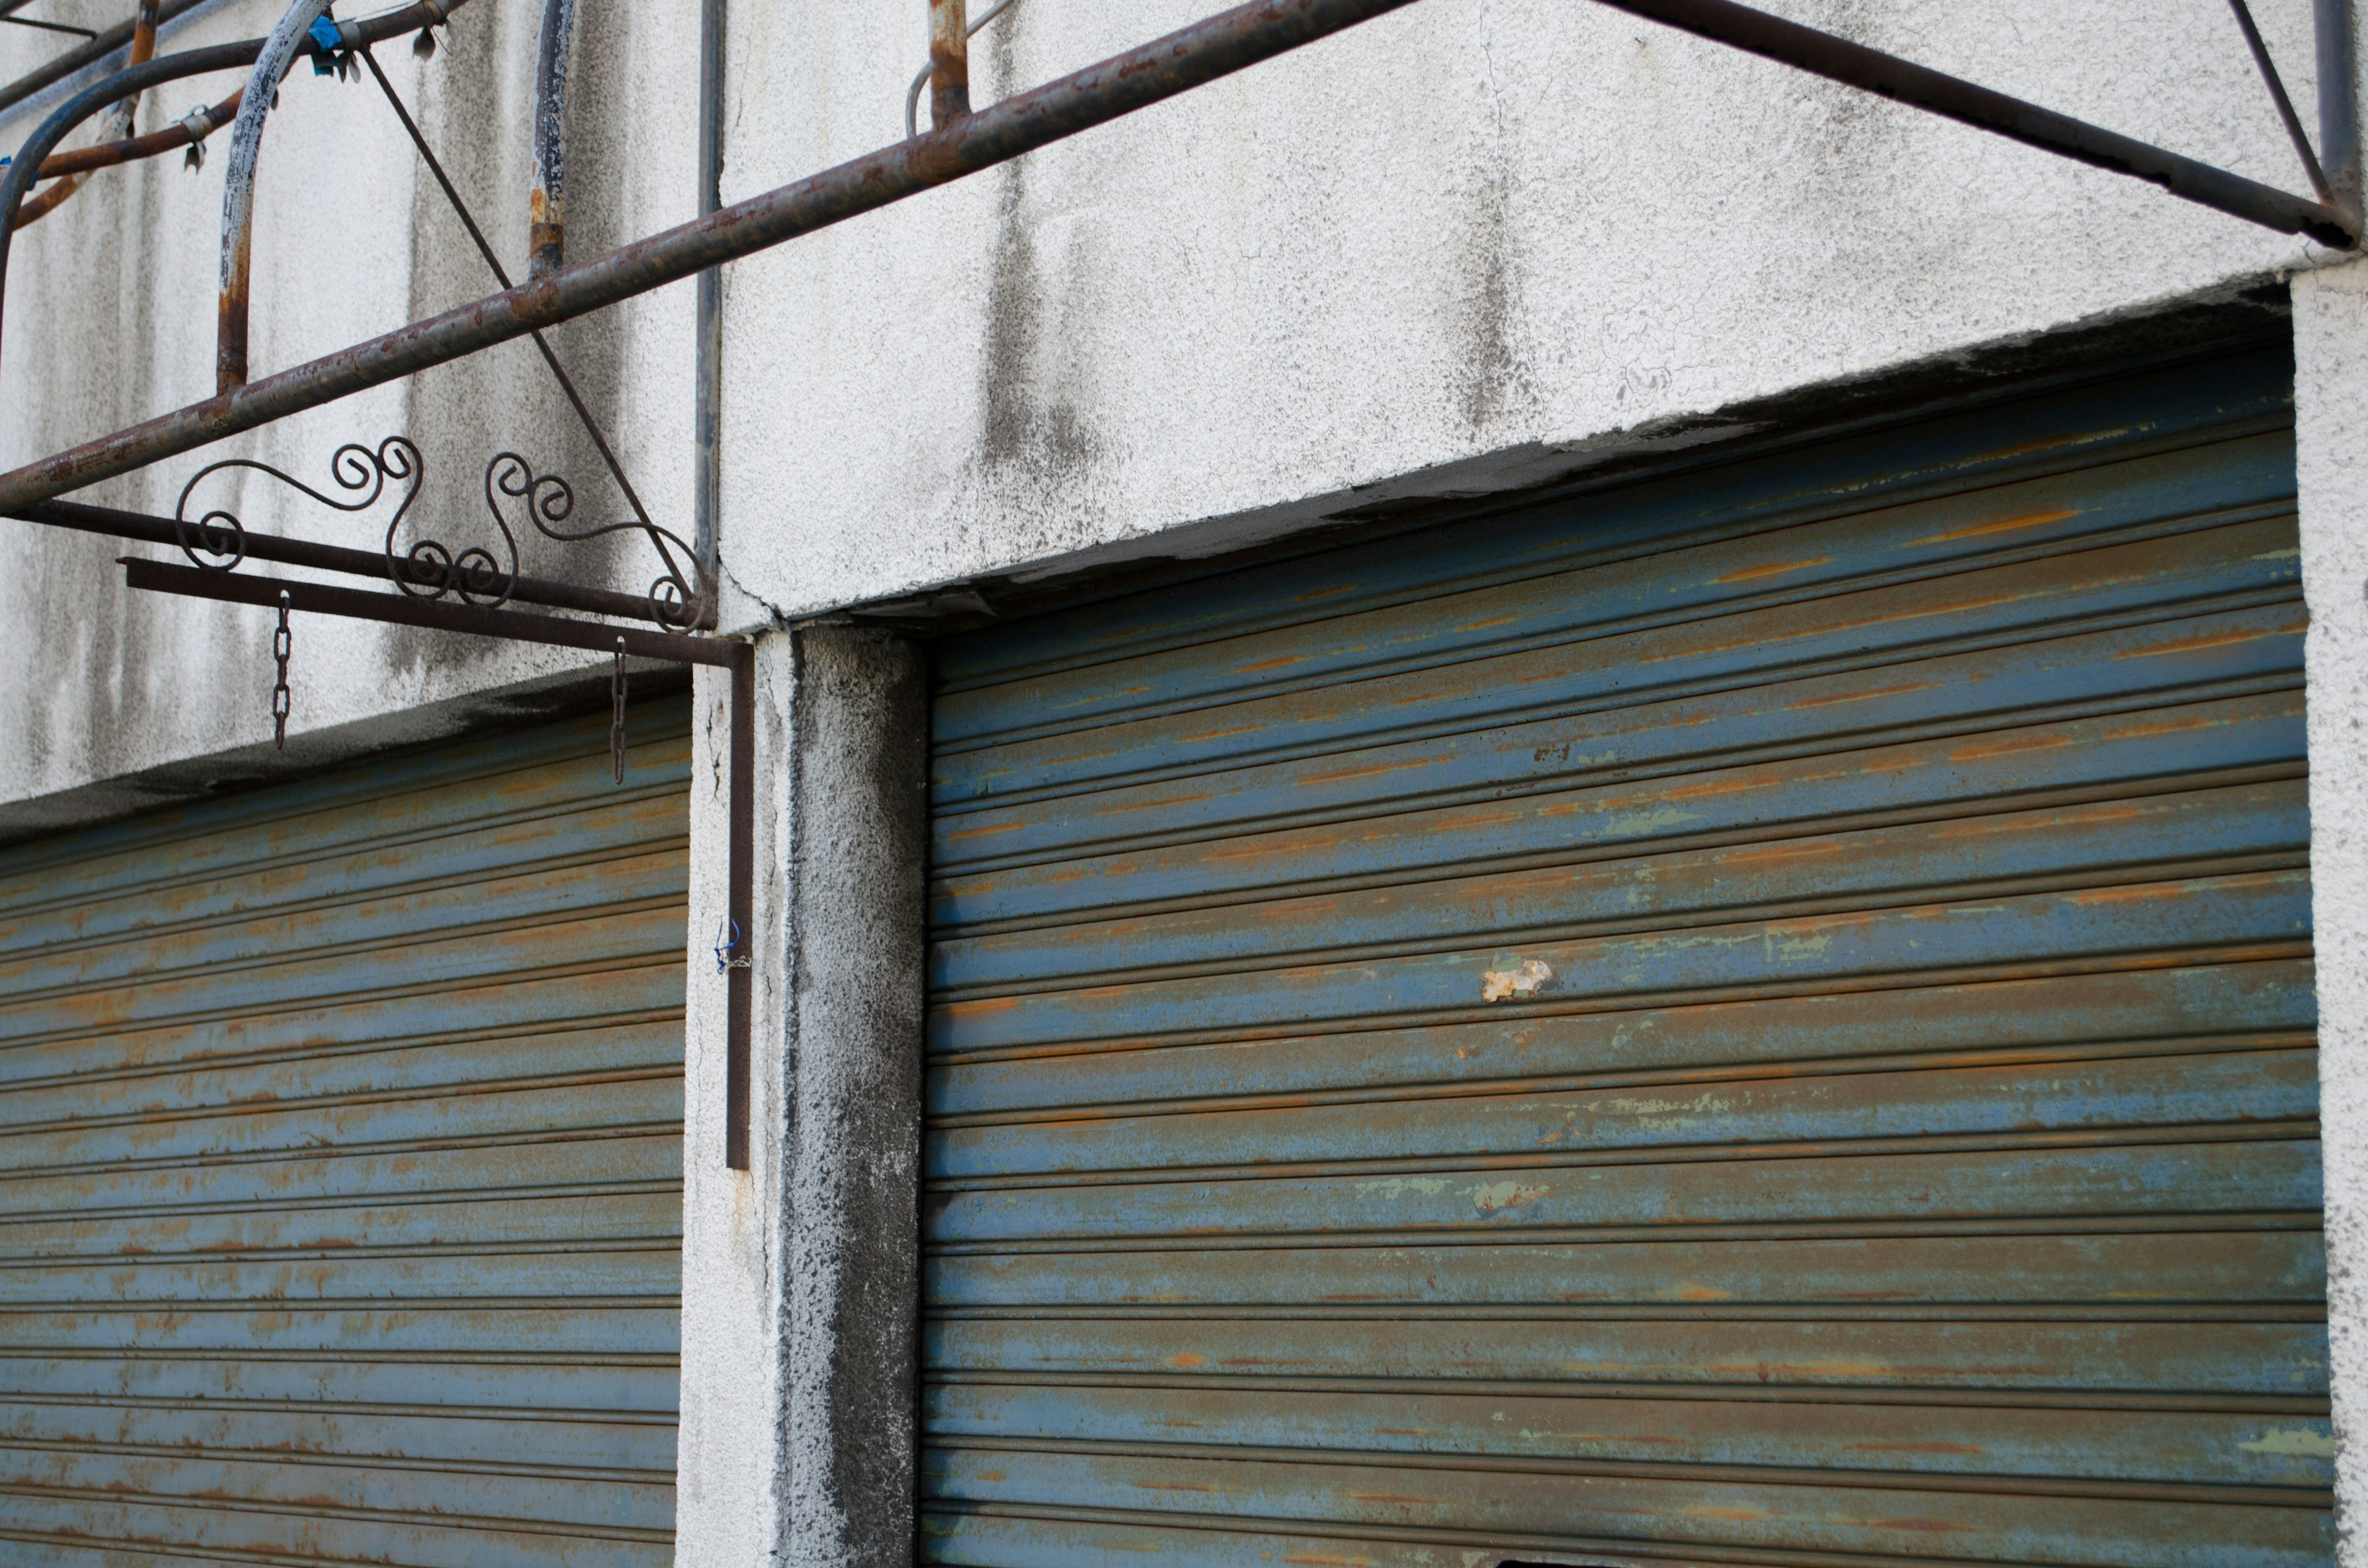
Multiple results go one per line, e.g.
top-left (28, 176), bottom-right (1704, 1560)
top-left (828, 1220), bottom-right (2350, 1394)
top-left (0, 700), bottom-right (693, 1563)
top-left (918, 359), bottom-right (2329, 1566)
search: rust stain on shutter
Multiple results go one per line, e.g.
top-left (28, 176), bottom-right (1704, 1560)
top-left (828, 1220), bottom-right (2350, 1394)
top-left (0, 698), bottom-right (691, 1565)
top-left (921, 343), bottom-right (2329, 1566)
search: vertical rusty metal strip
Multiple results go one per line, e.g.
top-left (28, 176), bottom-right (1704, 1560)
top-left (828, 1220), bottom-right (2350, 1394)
top-left (727, 641), bottom-right (754, 1171)
top-left (216, 0), bottom-right (332, 393)
top-left (928, 0), bottom-right (970, 126)
top-left (530, 0), bottom-right (577, 280)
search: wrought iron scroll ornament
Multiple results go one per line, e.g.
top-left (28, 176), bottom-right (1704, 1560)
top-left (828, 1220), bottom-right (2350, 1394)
top-left (173, 437), bottom-right (710, 628)
top-left (174, 435), bottom-right (427, 577)
top-left (482, 451), bottom-right (709, 628)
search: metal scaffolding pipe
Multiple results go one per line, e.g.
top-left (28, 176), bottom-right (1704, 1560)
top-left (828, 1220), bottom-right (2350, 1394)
top-left (16, 0), bottom-right (164, 231)
top-left (0, 0), bottom-right (203, 117)
top-left (0, 0), bottom-right (1426, 513)
top-left (529, 0), bottom-right (576, 279)
top-left (216, 0), bottom-right (335, 393)
top-left (0, 0), bottom-right (469, 391)
top-left (23, 84), bottom-right (239, 184)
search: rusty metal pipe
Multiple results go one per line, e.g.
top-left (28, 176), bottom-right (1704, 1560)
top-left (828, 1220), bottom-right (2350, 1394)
top-left (1598, 0), bottom-right (2359, 246)
top-left (0, 0), bottom-right (1424, 513)
top-left (0, 0), bottom-right (472, 389)
top-left (529, 0), bottom-right (576, 279)
top-left (216, 0), bottom-right (335, 394)
top-left (0, 0), bottom-right (204, 117)
top-left (23, 84), bottom-right (239, 183)
top-left (905, 0), bottom-right (1014, 141)
top-left (16, 0), bottom-right (164, 231)
top-left (928, 0), bottom-right (970, 126)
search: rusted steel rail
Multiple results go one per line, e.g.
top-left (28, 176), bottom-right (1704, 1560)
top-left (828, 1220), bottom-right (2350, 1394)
top-left (24, 84), bottom-right (236, 182)
top-left (9, 495), bottom-right (671, 620)
top-left (0, 0), bottom-right (470, 384)
top-left (0, 0), bottom-right (2358, 511)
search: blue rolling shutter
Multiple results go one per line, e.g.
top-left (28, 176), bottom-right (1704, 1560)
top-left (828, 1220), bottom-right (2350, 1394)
top-left (921, 342), bottom-right (2328, 1567)
top-left (0, 696), bottom-right (691, 1566)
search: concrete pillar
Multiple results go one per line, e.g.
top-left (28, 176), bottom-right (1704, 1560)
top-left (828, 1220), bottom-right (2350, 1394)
top-left (676, 625), bottom-right (929, 1567)
top-left (2295, 260), bottom-right (2368, 1564)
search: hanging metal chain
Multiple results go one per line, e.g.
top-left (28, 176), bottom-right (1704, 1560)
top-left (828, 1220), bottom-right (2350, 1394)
top-left (610, 636), bottom-right (628, 784)
top-left (270, 589), bottom-right (292, 749)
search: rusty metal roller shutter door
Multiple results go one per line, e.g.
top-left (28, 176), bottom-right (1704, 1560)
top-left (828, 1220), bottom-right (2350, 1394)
top-left (921, 342), bottom-right (2327, 1568)
top-left (0, 695), bottom-right (693, 1566)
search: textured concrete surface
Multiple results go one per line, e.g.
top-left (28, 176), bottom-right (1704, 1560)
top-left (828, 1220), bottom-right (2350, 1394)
top-left (2296, 260), bottom-right (2368, 1564)
top-left (778, 626), bottom-right (928, 1568)
top-left (678, 626), bottom-right (926, 1567)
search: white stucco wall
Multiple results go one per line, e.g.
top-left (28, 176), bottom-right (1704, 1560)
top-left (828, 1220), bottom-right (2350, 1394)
top-left (0, 0), bottom-right (699, 814)
top-left (0, 0), bottom-right (2351, 815)
top-left (713, 0), bottom-right (2341, 618)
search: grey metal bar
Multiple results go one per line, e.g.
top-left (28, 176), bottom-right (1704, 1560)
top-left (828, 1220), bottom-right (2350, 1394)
top-left (2227, 0), bottom-right (2332, 202)
top-left (1598, 0), bottom-right (2358, 247)
top-left (2319, 0), bottom-right (2360, 211)
top-left (693, 0), bottom-right (725, 583)
top-left (216, 0), bottom-right (333, 392)
top-left (0, 0), bottom-right (1426, 514)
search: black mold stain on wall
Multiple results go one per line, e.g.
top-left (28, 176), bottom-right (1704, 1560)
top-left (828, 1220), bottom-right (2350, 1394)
top-left (974, 16), bottom-right (1105, 521)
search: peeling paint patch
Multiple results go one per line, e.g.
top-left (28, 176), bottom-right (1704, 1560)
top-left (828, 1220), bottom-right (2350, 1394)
top-left (1481, 959), bottom-right (1553, 1001)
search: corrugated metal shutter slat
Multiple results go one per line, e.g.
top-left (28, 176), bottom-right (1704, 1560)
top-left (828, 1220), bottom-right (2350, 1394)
top-left (0, 699), bottom-right (691, 1566)
top-left (923, 344), bottom-right (2327, 1567)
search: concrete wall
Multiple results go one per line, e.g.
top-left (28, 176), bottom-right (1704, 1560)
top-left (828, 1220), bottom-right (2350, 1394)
top-left (0, 0), bottom-right (700, 819)
top-left (0, 0), bottom-right (2351, 815)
